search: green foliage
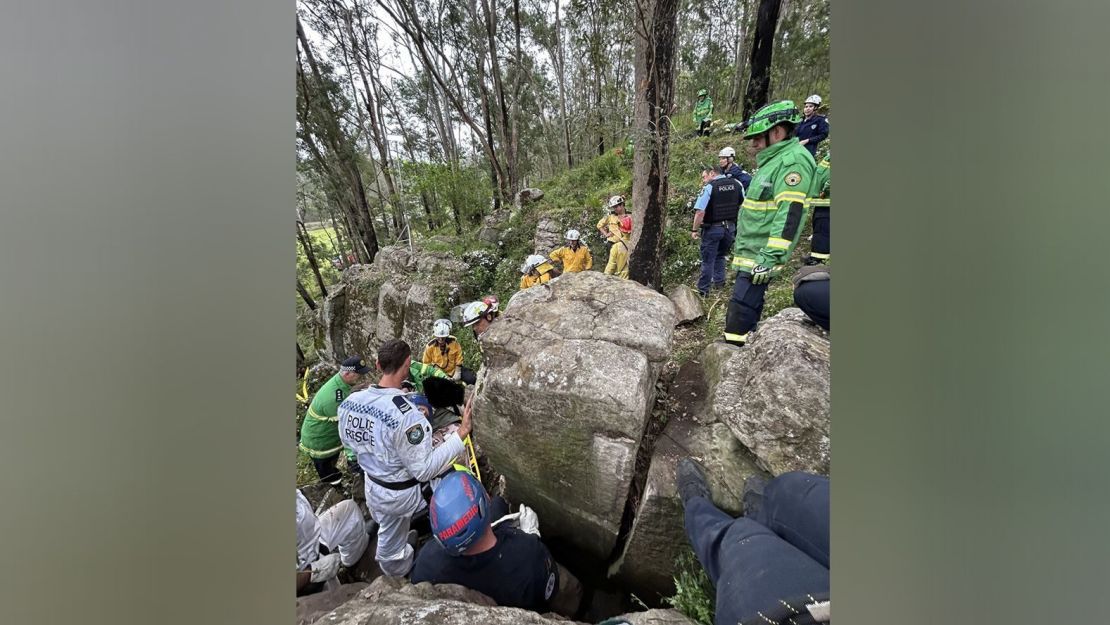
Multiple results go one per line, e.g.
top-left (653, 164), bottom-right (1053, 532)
top-left (666, 549), bottom-right (715, 625)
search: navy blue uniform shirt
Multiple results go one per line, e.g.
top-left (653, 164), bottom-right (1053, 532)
top-left (795, 114), bottom-right (829, 156)
top-left (411, 524), bottom-right (559, 612)
top-left (724, 162), bottom-right (752, 191)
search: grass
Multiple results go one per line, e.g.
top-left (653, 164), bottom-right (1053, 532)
top-left (666, 548), bottom-right (716, 625)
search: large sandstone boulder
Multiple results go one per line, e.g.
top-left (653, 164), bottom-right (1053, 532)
top-left (533, 216), bottom-right (565, 256)
top-left (517, 187), bottom-right (545, 204)
top-left (314, 576), bottom-right (696, 625)
top-left (703, 307), bottom-right (830, 475)
top-left (666, 285), bottom-right (704, 325)
top-left (611, 360), bottom-right (769, 599)
top-left (319, 244), bottom-right (466, 363)
top-left (475, 272), bottom-right (675, 559)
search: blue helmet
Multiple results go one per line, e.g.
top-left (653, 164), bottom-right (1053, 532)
top-left (407, 393), bottom-right (433, 417)
top-left (429, 471), bottom-right (490, 556)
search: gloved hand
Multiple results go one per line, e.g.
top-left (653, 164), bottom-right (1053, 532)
top-left (750, 265), bottom-right (772, 285)
top-left (309, 552), bottom-right (341, 583)
top-left (518, 504), bottom-right (540, 537)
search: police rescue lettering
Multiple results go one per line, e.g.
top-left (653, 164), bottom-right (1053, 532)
top-left (342, 413), bottom-right (376, 446)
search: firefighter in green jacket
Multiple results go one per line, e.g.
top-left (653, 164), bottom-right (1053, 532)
top-left (806, 153), bottom-right (831, 264)
top-left (693, 88), bottom-right (714, 136)
top-left (724, 100), bottom-right (817, 346)
top-left (299, 355), bottom-right (371, 485)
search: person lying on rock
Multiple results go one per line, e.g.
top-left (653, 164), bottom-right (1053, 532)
top-left (339, 339), bottom-right (474, 577)
top-left (296, 489), bottom-right (371, 595)
top-left (422, 318), bottom-right (478, 385)
top-left (410, 471), bottom-right (560, 614)
top-left (676, 459), bottom-right (830, 625)
top-left (519, 253), bottom-right (561, 290)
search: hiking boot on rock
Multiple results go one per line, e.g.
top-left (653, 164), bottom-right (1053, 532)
top-left (676, 458), bottom-right (712, 505)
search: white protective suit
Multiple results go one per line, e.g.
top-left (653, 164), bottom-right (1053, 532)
top-left (295, 490), bottom-right (368, 574)
top-left (338, 385), bottom-right (465, 577)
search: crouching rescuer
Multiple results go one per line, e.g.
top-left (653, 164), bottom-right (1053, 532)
top-left (338, 339), bottom-right (473, 577)
top-left (724, 100), bottom-right (816, 346)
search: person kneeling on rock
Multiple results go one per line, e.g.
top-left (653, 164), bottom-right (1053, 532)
top-left (410, 471), bottom-right (561, 614)
top-left (296, 489), bottom-right (372, 595)
top-left (519, 254), bottom-right (560, 290)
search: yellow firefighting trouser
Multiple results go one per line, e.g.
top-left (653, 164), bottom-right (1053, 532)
top-left (604, 240), bottom-right (629, 279)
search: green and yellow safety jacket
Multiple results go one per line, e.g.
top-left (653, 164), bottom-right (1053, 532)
top-left (731, 137), bottom-right (817, 276)
top-left (299, 373), bottom-right (353, 460)
top-left (693, 96), bottom-right (714, 123)
top-left (408, 361), bottom-right (449, 393)
top-left (810, 154), bottom-right (830, 207)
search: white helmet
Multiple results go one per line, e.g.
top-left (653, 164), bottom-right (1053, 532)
top-left (433, 318), bottom-right (452, 338)
top-left (520, 254), bottom-right (546, 274)
top-left (460, 296), bottom-right (499, 327)
top-left (804, 94), bottom-right (822, 106)
top-left (718, 147), bottom-right (736, 159)
top-left (565, 229), bottom-right (580, 241)
top-left (608, 195), bottom-right (626, 209)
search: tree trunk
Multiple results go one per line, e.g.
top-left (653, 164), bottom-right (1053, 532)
top-left (297, 219), bottom-right (329, 297)
top-left (554, 0), bottom-right (573, 169)
top-left (296, 278), bottom-right (318, 310)
top-left (628, 0), bottom-right (678, 289)
top-left (743, 0), bottom-right (783, 118)
top-left (297, 16), bottom-right (379, 262)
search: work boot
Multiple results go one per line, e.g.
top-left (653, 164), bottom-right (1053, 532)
top-left (803, 255), bottom-right (827, 266)
top-left (742, 474), bottom-right (769, 520)
top-left (676, 458), bottom-right (711, 505)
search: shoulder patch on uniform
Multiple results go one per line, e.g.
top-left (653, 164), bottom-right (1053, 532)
top-left (335, 389), bottom-right (344, 403)
top-left (392, 395), bottom-right (413, 414)
top-left (784, 172), bottom-right (802, 186)
top-left (405, 423), bottom-right (425, 445)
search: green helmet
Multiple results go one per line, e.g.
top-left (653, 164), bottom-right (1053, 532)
top-left (742, 100), bottom-right (802, 138)
top-left (697, 89), bottom-right (707, 97)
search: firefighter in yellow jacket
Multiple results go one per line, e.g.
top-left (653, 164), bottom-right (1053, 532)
top-left (519, 254), bottom-right (560, 290)
top-left (548, 229), bottom-right (592, 273)
top-left (596, 195), bottom-right (632, 279)
top-left (421, 319), bottom-right (477, 385)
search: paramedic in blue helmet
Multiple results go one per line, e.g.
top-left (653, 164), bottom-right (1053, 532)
top-left (410, 471), bottom-right (560, 613)
top-left (339, 338), bottom-right (473, 577)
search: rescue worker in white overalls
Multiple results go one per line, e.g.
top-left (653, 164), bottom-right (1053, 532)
top-left (338, 338), bottom-right (473, 577)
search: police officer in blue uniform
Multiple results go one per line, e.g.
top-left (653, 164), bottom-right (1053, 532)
top-left (795, 94), bottom-right (829, 156)
top-left (690, 164), bottom-right (743, 296)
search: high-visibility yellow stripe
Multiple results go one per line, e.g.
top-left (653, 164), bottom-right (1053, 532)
top-left (767, 237), bottom-right (792, 250)
top-left (307, 407), bottom-right (339, 422)
top-left (723, 332), bottom-right (749, 343)
top-left (775, 191), bottom-right (807, 203)
top-left (298, 442), bottom-right (344, 458)
top-left (809, 199), bottom-right (831, 206)
top-left (819, 159), bottom-right (830, 168)
top-left (731, 257), bottom-right (757, 269)
top-left (810, 252), bottom-right (830, 259)
top-left (742, 199), bottom-right (776, 211)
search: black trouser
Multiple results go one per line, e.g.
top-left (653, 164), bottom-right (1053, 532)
top-left (458, 366), bottom-right (477, 386)
top-left (312, 454), bottom-right (343, 486)
top-left (793, 279), bottom-right (830, 331)
top-left (684, 472), bottom-right (830, 625)
top-left (724, 273), bottom-right (769, 343)
top-left (697, 119), bottom-right (711, 136)
top-left (811, 205), bottom-right (830, 258)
